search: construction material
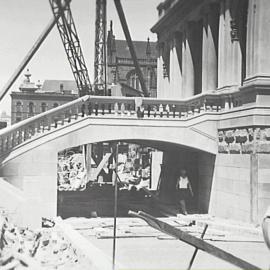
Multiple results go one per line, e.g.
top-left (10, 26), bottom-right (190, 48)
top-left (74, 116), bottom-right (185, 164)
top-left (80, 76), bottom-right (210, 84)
top-left (129, 211), bottom-right (262, 270)
top-left (187, 224), bottom-right (208, 270)
top-left (55, 216), bottom-right (122, 270)
top-left (0, 212), bottom-right (89, 269)
top-left (112, 143), bottom-right (119, 270)
top-left (94, 0), bottom-right (107, 94)
top-left (49, 0), bottom-right (92, 96)
top-left (114, 0), bottom-right (148, 97)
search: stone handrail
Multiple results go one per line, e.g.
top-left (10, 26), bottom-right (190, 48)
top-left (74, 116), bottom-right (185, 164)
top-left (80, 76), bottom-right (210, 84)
top-left (0, 95), bottom-right (90, 155)
top-left (0, 91), bottom-right (240, 156)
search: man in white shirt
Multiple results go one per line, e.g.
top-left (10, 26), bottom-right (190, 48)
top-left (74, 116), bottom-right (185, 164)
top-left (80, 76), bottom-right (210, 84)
top-left (176, 169), bottom-right (193, 215)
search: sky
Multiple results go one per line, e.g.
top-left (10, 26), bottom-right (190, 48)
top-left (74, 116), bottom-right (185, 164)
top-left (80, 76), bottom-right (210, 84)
top-left (0, 0), bottom-right (161, 115)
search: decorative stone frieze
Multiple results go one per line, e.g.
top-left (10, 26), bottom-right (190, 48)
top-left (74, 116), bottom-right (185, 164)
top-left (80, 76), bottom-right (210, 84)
top-left (218, 127), bottom-right (270, 154)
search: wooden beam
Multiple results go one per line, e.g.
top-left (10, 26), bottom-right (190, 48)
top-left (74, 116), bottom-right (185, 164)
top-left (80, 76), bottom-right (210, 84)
top-left (129, 211), bottom-right (261, 270)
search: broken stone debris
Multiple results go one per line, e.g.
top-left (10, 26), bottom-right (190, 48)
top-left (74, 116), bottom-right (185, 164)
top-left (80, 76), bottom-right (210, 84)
top-left (0, 212), bottom-right (90, 269)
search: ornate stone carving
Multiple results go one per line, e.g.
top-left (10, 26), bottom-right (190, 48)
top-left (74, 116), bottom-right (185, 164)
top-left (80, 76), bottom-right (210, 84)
top-left (218, 127), bottom-right (270, 154)
top-left (230, 19), bottom-right (239, 42)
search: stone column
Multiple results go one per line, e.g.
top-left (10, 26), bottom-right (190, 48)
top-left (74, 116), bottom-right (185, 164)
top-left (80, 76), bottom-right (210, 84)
top-left (244, 0), bottom-right (270, 88)
top-left (218, 0), bottom-right (242, 90)
top-left (182, 23), bottom-right (195, 98)
top-left (202, 4), bottom-right (219, 92)
top-left (170, 33), bottom-right (183, 99)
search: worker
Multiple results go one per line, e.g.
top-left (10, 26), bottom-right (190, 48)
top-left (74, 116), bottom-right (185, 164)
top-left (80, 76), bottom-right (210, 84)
top-left (176, 169), bottom-right (193, 215)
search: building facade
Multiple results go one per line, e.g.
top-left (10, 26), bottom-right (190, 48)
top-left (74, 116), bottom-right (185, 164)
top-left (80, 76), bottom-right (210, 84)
top-left (107, 23), bottom-right (158, 97)
top-left (10, 70), bottom-right (78, 124)
top-left (152, 0), bottom-right (270, 223)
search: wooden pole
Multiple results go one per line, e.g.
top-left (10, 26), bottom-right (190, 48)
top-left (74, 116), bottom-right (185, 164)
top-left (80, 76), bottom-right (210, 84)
top-left (112, 143), bottom-right (119, 270)
top-left (114, 0), bottom-right (148, 97)
top-left (187, 224), bottom-right (208, 270)
top-left (129, 211), bottom-right (261, 270)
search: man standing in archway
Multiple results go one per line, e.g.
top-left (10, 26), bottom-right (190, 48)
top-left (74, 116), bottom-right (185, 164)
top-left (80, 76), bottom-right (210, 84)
top-left (176, 169), bottom-right (193, 215)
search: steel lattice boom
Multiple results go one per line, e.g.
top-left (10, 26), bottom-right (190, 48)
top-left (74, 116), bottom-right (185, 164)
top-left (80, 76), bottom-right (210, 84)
top-left (49, 0), bottom-right (92, 96)
top-left (94, 0), bottom-right (107, 95)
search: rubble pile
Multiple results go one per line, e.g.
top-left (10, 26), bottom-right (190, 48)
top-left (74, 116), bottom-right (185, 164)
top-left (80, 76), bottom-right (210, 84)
top-left (0, 214), bottom-right (90, 269)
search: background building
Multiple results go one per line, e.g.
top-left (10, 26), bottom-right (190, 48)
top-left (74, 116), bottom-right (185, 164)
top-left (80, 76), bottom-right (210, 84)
top-left (10, 69), bottom-right (78, 124)
top-left (107, 22), bottom-right (157, 97)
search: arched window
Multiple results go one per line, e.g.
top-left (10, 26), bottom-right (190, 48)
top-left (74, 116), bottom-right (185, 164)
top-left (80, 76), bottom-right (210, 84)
top-left (28, 102), bottom-right (34, 117)
top-left (16, 101), bottom-right (22, 114)
top-left (53, 103), bottom-right (59, 108)
top-left (127, 70), bottom-right (141, 90)
top-left (41, 102), bottom-right (47, 113)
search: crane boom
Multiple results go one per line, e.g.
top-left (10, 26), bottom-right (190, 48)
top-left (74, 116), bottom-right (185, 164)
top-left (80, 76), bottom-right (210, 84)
top-left (49, 0), bottom-right (92, 96)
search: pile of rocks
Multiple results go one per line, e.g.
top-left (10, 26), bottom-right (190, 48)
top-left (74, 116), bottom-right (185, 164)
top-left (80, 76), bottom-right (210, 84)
top-left (0, 213), bottom-right (90, 269)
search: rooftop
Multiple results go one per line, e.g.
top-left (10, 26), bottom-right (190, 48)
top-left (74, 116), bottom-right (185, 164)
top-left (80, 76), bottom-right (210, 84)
top-left (114, 40), bottom-right (157, 59)
top-left (41, 80), bottom-right (78, 95)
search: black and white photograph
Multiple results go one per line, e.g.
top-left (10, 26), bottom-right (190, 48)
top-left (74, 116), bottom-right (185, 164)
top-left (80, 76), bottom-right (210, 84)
top-left (0, 0), bottom-right (269, 269)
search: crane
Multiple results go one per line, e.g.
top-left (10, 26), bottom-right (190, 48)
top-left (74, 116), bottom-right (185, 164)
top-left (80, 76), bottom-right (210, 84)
top-left (49, 0), bottom-right (93, 96)
top-left (0, 0), bottom-right (148, 102)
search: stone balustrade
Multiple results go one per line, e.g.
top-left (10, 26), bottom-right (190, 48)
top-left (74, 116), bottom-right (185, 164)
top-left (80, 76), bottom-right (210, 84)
top-left (0, 91), bottom-right (244, 156)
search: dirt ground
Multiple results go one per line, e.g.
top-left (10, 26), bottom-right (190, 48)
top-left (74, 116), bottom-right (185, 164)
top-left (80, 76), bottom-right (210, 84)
top-left (66, 216), bottom-right (270, 270)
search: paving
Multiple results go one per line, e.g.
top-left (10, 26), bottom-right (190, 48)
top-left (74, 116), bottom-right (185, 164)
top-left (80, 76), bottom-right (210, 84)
top-left (66, 215), bottom-right (269, 270)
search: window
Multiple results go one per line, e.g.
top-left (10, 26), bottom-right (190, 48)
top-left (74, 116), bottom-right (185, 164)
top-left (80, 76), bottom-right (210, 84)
top-left (150, 70), bottom-right (157, 89)
top-left (28, 102), bottom-right (34, 117)
top-left (16, 117), bottom-right (22, 123)
top-left (41, 102), bottom-right (47, 112)
top-left (127, 70), bottom-right (141, 90)
top-left (16, 101), bottom-right (22, 115)
top-left (53, 103), bottom-right (59, 108)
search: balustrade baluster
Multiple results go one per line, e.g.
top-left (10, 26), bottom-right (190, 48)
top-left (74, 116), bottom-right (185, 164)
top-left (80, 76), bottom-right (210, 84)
top-left (81, 104), bottom-right (85, 117)
top-left (194, 108), bottom-right (199, 116)
top-left (126, 104), bottom-right (131, 116)
top-left (18, 129), bottom-right (23, 144)
top-left (1, 137), bottom-right (5, 153)
top-left (159, 104), bottom-right (163, 118)
top-left (23, 128), bottom-right (28, 141)
top-left (108, 104), bottom-right (112, 114)
top-left (88, 102), bottom-right (92, 115)
top-left (5, 136), bottom-right (9, 151)
top-left (120, 103), bottom-right (125, 116)
top-left (74, 106), bottom-right (79, 120)
top-left (11, 132), bottom-right (16, 147)
top-left (95, 103), bottom-right (99, 116)
top-left (0, 137), bottom-right (3, 153)
top-left (212, 105), bottom-right (217, 112)
top-left (165, 104), bottom-right (170, 118)
top-left (101, 104), bottom-right (105, 115)
top-left (172, 105), bottom-right (176, 118)
top-left (114, 103), bottom-right (119, 115)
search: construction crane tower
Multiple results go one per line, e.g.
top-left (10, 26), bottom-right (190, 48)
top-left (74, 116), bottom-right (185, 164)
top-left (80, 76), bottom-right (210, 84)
top-left (94, 0), bottom-right (107, 95)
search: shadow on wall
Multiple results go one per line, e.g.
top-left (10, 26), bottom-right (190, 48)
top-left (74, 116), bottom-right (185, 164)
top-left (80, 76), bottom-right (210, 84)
top-left (158, 149), bottom-right (216, 214)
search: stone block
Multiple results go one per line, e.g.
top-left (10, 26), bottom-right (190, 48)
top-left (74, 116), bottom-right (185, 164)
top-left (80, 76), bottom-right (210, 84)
top-left (0, 162), bottom-right (19, 176)
top-left (258, 154), bottom-right (270, 168)
top-left (258, 169), bottom-right (270, 183)
top-left (258, 183), bottom-right (270, 198)
top-left (233, 181), bottom-right (250, 195)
